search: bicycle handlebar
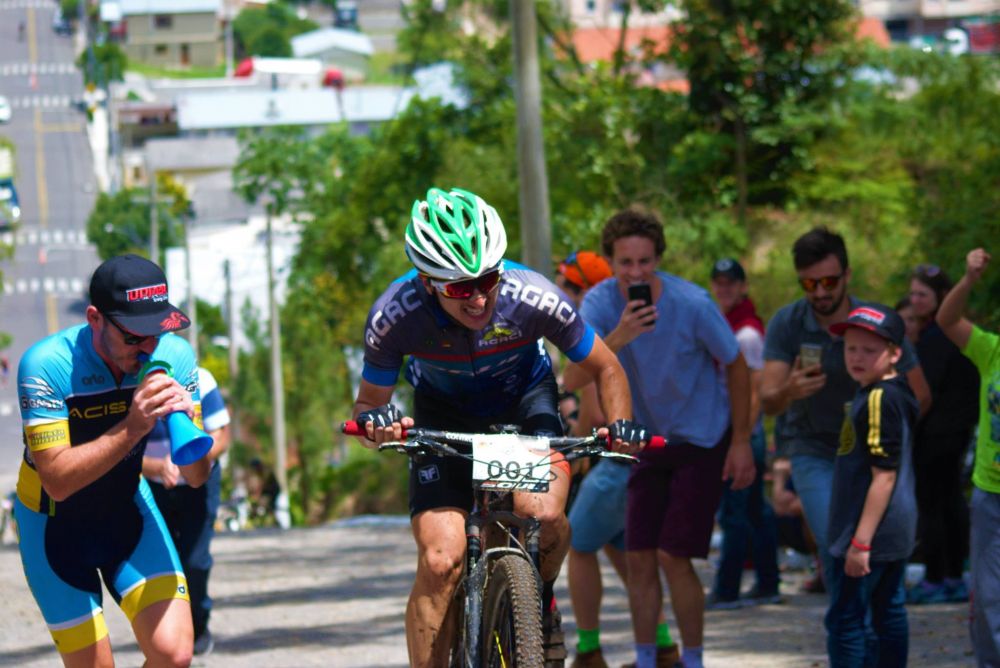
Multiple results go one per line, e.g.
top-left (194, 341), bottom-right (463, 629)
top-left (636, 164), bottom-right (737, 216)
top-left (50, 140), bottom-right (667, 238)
top-left (340, 420), bottom-right (666, 449)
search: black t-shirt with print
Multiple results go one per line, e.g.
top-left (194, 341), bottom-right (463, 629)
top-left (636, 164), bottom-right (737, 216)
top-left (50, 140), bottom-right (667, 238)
top-left (828, 374), bottom-right (919, 563)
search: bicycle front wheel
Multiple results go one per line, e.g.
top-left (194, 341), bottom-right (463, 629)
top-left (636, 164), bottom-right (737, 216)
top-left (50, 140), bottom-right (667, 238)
top-left (480, 554), bottom-right (544, 668)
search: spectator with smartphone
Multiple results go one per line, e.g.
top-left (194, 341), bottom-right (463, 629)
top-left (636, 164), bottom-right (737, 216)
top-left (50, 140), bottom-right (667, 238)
top-left (565, 208), bottom-right (755, 668)
top-left (905, 263), bottom-right (980, 604)
top-left (760, 227), bottom-right (930, 595)
top-left (706, 258), bottom-right (781, 609)
top-left (934, 247), bottom-right (999, 666)
top-left (562, 247), bottom-right (679, 668)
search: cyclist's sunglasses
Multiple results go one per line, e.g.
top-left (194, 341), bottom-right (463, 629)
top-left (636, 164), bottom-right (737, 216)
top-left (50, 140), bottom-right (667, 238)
top-left (103, 313), bottom-right (157, 346)
top-left (429, 269), bottom-right (503, 300)
top-left (915, 263), bottom-right (941, 278)
top-left (798, 274), bottom-right (844, 293)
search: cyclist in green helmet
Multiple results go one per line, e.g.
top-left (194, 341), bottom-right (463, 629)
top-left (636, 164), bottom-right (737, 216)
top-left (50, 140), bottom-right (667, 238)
top-left (351, 187), bottom-right (652, 667)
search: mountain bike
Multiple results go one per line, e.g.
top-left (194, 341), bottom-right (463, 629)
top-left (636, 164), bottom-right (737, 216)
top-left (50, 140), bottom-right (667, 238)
top-left (341, 420), bottom-right (664, 668)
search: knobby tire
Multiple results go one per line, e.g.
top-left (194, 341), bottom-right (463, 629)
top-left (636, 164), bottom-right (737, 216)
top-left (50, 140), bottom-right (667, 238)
top-left (481, 554), bottom-right (544, 668)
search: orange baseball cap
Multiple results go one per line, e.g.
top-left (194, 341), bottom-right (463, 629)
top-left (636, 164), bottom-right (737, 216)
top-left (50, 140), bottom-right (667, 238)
top-left (558, 251), bottom-right (612, 289)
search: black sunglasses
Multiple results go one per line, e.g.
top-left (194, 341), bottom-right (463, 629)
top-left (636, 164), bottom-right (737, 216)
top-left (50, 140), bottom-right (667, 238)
top-left (103, 313), bottom-right (157, 346)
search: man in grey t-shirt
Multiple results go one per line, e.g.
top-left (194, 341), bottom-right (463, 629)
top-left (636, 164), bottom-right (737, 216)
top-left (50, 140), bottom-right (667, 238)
top-left (760, 227), bottom-right (930, 592)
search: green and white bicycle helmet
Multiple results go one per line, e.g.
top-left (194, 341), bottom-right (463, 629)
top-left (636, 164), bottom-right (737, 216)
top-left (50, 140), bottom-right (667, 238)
top-left (405, 187), bottom-right (508, 281)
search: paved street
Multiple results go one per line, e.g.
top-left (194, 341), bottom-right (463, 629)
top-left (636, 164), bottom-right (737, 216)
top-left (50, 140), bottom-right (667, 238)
top-left (0, 0), bottom-right (99, 493)
top-left (0, 518), bottom-right (975, 667)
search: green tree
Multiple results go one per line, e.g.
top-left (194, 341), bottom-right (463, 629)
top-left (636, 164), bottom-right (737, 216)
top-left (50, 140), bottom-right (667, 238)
top-left (85, 174), bottom-right (188, 262)
top-left (232, 3), bottom-right (317, 58)
top-left (667, 0), bottom-right (859, 222)
top-left (77, 43), bottom-right (127, 87)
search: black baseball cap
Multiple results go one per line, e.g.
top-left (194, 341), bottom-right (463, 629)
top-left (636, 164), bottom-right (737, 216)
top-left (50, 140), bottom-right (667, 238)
top-left (829, 304), bottom-right (904, 346)
top-left (89, 254), bottom-right (190, 336)
top-left (711, 257), bottom-right (746, 282)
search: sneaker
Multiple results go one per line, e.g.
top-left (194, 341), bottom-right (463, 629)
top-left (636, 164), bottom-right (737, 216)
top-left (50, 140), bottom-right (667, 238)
top-left (193, 629), bottom-right (214, 656)
top-left (945, 578), bottom-right (969, 603)
top-left (906, 580), bottom-right (949, 605)
top-left (705, 592), bottom-right (747, 611)
top-left (543, 603), bottom-right (568, 666)
top-left (619, 644), bottom-right (682, 668)
top-left (742, 585), bottom-right (785, 605)
top-left (571, 647), bottom-right (609, 668)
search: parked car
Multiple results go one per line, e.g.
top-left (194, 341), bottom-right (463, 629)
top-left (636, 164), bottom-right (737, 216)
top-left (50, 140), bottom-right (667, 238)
top-left (0, 96), bottom-right (11, 124)
top-left (52, 10), bottom-right (72, 36)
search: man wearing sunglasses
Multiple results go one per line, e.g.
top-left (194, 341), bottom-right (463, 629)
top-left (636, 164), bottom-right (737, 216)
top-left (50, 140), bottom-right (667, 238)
top-left (351, 187), bottom-right (650, 668)
top-left (760, 228), bottom-right (930, 595)
top-left (13, 253), bottom-right (211, 667)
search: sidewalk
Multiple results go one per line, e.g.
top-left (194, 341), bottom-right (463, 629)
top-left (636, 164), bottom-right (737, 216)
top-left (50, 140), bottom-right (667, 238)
top-left (0, 520), bottom-right (975, 667)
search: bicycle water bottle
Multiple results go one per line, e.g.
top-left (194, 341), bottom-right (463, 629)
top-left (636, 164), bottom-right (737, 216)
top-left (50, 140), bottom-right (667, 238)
top-left (138, 355), bottom-right (213, 466)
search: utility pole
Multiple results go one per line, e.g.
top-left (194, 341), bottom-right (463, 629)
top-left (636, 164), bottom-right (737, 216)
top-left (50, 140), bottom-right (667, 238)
top-left (265, 209), bottom-right (290, 529)
top-left (149, 164), bottom-right (159, 263)
top-left (510, 0), bottom-right (552, 278)
top-left (183, 214), bottom-right (199, 359)
top-left (223, 259), bottom-right (240, 464)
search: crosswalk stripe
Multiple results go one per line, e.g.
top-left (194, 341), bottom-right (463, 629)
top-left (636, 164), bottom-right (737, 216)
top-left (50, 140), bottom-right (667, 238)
top-left (6, 277), bottom-right (86, 297)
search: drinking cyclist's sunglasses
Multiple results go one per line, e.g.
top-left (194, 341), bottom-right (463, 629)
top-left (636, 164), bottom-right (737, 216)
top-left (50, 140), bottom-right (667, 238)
top-left (798, 274), bottom-right (844, 293)
top-left (429, 269), bottom-right (503, 300)
top-left (103, 313), bottom-right (157, 346)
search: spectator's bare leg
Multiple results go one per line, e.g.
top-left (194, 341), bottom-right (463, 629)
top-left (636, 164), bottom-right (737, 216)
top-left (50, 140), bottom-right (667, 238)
top-left (658, 550), bottom-right (704, 648)
top-left (627, 549), bottom-right (661, 643)
top-left (569, 548), bottom-right (603, 629)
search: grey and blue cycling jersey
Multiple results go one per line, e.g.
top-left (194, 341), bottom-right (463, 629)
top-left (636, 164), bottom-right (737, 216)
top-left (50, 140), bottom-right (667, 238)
top-left (362, 261), bottom-right (595, 416)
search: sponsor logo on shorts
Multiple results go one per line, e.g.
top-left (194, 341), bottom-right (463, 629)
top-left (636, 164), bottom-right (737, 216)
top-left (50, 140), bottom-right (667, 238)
top-left (417, 465), bottom-right (440, 485)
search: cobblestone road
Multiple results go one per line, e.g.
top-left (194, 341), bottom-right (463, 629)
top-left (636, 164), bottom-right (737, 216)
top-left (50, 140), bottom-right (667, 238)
top-left (0, 518), bottom-right (974, 667)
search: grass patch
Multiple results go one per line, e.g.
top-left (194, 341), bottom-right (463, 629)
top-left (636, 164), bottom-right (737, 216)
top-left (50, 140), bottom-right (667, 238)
top-left (126, 61), bottom-right (228, 79)
top-left (366, 51), bottom-right (411, 86)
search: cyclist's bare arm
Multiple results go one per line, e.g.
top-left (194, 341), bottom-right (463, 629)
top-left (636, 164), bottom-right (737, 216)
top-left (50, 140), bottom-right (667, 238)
top-left (352, 379), bottom-right (413, 447)
top-left (573, 336), bottom-right (648, 453)
top-left (33, 373), bottom-right (189, 501)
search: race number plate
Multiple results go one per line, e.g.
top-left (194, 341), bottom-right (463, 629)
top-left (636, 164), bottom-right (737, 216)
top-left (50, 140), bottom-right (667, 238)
top-left (471, 434), bottom-right (551, 493)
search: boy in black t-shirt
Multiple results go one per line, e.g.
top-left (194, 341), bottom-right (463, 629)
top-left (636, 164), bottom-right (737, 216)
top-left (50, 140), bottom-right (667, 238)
top-left (824, 305), bottom-right (919, 668)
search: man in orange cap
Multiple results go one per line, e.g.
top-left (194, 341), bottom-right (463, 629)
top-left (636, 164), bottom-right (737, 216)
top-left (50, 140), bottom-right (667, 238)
top-left (557, 251), bottom-right (613, 308)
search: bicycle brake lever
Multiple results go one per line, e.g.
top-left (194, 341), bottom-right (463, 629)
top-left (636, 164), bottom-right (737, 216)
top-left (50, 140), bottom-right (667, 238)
top-left (597, 451), bottom-right (639, 464)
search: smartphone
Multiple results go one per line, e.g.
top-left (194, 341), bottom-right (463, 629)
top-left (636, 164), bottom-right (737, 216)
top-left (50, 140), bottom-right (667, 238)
top-left (800, 343), bottom-right (823, 370)
top-left (627, 283), bottom-right (653, 308)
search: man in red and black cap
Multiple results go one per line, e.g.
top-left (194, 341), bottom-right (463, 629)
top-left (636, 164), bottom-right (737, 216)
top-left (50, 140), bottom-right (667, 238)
top-left (13, 253), bottom-right (211, 666)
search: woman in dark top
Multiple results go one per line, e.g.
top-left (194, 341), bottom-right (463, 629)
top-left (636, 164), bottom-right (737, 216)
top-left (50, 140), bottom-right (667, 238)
top-left (907, 264), bottom-right (980, 603)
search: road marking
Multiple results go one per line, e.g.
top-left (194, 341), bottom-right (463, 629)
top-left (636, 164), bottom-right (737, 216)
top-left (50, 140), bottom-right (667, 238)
top-left (27, 7), bottom-right (37, 65)
top-left (0, 63), bottom-right (76, 76)
top-left (33, 109), bottom-right (49, 229)
top-left (10, 96), bottom-right (75, 110)
top-left (5, 276), bottom-right (86, 297)
top-left (12, 229), bottom-right (90, 247)
top-left (46, 293), bottom-right (58, 334)
top-left (0, 403), bottom-right (12, 418)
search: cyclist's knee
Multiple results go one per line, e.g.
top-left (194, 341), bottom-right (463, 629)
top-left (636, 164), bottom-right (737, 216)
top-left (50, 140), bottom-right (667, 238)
top-left (417, 546), bottom-right (464, 586)
top-left (536, 504), bottom-right (569, 527)
top-left (144, 642), bottom-right (193, 668)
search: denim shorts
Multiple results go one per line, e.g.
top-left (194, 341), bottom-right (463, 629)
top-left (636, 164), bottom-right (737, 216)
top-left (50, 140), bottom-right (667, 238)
top-left (568, 459), bottom-right (630, 552)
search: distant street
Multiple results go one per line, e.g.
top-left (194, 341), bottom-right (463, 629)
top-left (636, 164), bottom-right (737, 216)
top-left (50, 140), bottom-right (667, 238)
top-left (0, 0), bottom-right (100, 492)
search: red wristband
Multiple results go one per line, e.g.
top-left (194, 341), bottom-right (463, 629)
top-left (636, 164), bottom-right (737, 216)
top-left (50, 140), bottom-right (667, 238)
top-left (850, 537), bottom-right (871, 552)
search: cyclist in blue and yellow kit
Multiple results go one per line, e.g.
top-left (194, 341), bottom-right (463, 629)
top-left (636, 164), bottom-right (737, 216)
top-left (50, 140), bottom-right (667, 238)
top-left (352, 188), bottom-right (651, 668)
top-left (15, 254), bottom-right (211, 667)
